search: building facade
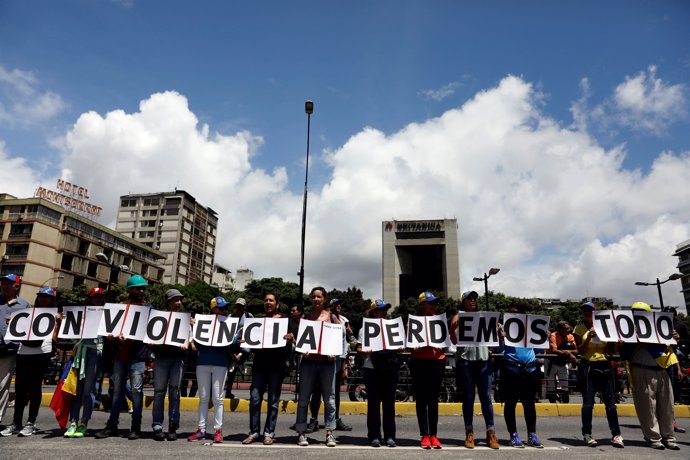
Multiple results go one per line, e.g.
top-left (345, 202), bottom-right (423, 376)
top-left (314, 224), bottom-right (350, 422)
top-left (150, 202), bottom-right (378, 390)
top-left (674, 238), bottom-right (690, 313)
top-left (211, 264), bottom-right (234, 291)
top-left (115, 191), bottom-right (218, 285)
top-left (382, 219), bottom-right (461, 307)
top-left (0, 194), bottom-right (165, 300)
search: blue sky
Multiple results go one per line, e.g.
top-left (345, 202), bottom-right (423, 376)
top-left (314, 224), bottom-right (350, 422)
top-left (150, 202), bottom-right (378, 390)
top-left (1, 1), bottom-right (689, 307)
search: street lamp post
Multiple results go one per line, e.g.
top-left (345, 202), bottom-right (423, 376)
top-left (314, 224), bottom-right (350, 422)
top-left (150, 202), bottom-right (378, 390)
top-left (473, 267), bottom-right (500, 311)
top-left (41, 275), bottom-right (64, 288)
top-left (96, 252), bottom-right (129, 292)
top-left (634, 273), bottom-right (683, 310)
top-left (298, 100), bottom-right (314, 304)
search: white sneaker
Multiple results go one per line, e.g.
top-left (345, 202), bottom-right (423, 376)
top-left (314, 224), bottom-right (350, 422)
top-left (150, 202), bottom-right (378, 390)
top-left (297, 433), bottom-right (309, 446)
top-left (19, 422), bottom-right (37, 437)
top-left (1, 424), bottom-right (18, 436)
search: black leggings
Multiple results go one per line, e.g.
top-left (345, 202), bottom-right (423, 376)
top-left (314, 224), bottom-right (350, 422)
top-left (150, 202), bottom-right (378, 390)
top-left (13, 353), bottom-right (51, 426)
top-left (410, 358), bottom-right (444, 436)
top-left (501, 366), bottom-right (538, 434)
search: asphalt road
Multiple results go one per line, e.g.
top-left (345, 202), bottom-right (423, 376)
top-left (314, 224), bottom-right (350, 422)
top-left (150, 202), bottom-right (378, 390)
top-left (1, 405), bottom-right (688, 459)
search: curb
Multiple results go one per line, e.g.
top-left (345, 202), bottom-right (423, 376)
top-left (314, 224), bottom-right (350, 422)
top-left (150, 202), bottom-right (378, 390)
top-left (39, 393), bottom-right (690, 417)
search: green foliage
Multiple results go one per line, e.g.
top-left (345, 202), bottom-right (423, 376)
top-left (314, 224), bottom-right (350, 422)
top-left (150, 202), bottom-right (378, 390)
top-left (242, 277), bottom-right (301, 315)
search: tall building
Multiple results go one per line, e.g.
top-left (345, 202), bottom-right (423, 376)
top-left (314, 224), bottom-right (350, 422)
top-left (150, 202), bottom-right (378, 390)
top-left (674, 238), bottom-right (690, 313)
top-left (234, 268), bottom-right (254, 291)
top-left (382, 219), bottom-right (461, 307)
top-left (0, 194), bottom-right (165, 300)
top-left (115, 191), bottom-right (218, 285)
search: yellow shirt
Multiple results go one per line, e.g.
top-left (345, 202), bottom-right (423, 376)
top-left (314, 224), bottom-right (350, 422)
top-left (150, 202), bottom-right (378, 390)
top-left (573, 324), bottom-right (608, 362)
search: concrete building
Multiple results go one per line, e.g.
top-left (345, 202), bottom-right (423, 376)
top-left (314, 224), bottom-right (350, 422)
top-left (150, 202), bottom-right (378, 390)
top-left (0, 194), bottom-right (165, 300)
top-left (233, 267), bottom-right (254, 291)
top-left (382, 219), bottom-right (461, 307)
top-left (115, 191), bottom-right (218, 285)
top-left (674, 238), bottom-right (690, 313)
top-left (212, 264), bottom-right (234, 291)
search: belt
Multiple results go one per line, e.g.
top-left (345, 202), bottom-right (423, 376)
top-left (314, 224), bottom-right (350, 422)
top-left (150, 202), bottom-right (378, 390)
top-left (630, 362), bottom-right (663, 371)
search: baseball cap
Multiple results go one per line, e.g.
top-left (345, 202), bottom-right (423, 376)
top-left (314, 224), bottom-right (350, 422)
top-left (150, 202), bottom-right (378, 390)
top-left (165, 289), bottom-right (184, 303)
top-left (329, 298), bottom-right (342, 306)
top-left (581, 302), bottom-right (597, 311)
top-left (0, 274), bottom-right (21, 285)
top-left (88, 287), bottom-right (106, 297)
top-left (462, 291), bottom-right (479, 301)
top-left (369, 299), bottom-right (391, 311)
top-left (418, 291), bottom-right (439, 303)
top-left (235, 297), bottom-right (247, 306)
top-left (210, 296), bottom-right (230, 309)
top-left (38, 287), bottom-right (56, 297)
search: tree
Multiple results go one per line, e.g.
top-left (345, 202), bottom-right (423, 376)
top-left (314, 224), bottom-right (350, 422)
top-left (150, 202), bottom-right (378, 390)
top-left (242, 277), bottom-right (301, 315)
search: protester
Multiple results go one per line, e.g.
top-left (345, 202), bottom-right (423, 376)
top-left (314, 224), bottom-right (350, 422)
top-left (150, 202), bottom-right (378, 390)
top-left (498, 304), bottom-right (543, 448)
top-left (411, 292), bottom-right (446, 449)
top-left (546, 321), bottom-right (577, 403)
top-left (0, 274), bottom-right (31, 428)
top-left (1, 287), bottom-right (59, 437)
top-left (294, 287), bottom-right (341, 447)
top-left (243, 292), bottom-right (295, 445)
top-left (356, 299), bottom-right (399, 448)
top-left (151, 289), bottom-right (187, 441)
top-left (574, 302), bottom-right (624, 448)
top-left (668, 307), bottom-right (688, 433)
top-left (63, 287), bottom-right (106, 438)
top-left (188, 296), bottom-right (231, 443)
top-left (621, 302), bottom-right (680, 450)
top-left (96, 275), bottom-right (152, 440)
top-left (225, 298), bottom-right (252, 399)
top-left (450, 290), bottom-right (499, 449)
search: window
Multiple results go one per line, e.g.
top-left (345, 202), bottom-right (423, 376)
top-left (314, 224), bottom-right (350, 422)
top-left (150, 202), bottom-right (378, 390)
top-left (87, 261), bottom-right (98, 277)
top-left (142, 209), bottom-right (158, 217)
top-left (162, 207), bottom-right (179, 216)
top-left (61, 254), bottom-right (74, 270)
top-left (0, 263), bottom-right (25, 277)
top-left (138, 231), bottom-right (155, 238)
top-left (120, 199), bottom-right (137, 208)
top-left (143, 198), bottom-right (160, 206)
top-left (78, 240), bottom-right (90, 256)
top-left (8, 222), bottom-right (33, 239)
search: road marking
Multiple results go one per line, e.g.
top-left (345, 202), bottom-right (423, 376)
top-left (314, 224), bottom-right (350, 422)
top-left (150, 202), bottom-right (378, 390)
top-left (212, 444), bottom-right (565, 450)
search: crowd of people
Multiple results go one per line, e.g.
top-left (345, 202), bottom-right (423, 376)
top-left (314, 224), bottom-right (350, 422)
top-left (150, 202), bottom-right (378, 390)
top-left (0, 272), bottom-right (687, 450)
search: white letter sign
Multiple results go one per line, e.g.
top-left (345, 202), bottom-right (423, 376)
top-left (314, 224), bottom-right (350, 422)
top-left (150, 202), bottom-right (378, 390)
top-left (242, 317), bottom-right (288, 349)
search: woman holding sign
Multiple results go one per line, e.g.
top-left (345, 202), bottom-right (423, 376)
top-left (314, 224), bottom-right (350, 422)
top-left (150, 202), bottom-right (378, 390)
top-left (1, 287), bottom-right (59, 437)
top-left (242, 292), bottom-right (294, 445)
top-left (356, 299), bottom-right (399, 448)
top-left (294, 287), bottom-right (341, 448)
top-left (574, 302), bottom-right (624, 448)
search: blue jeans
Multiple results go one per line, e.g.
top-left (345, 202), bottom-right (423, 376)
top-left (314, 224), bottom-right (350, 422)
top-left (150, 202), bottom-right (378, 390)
top-left (457, 359), bottom-right (494, 431)
top-left (69, 348), bottom-right (101, 423)
top-left (581, 361), bottom-right (620, 436)
top-left (295, 359), bottom-right (336, 432)
top-left (108, 360), bottom-right (145, 427)
top-left (249, 365), bottom-right (286, 436)
top-left (152, 357), bottom-right (184, 430)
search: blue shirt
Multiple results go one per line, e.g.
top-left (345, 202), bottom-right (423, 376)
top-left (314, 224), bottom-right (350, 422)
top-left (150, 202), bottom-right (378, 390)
top-left (196, 344), bottom-right (228, 367)
top-left (499, 343), bottom-right (538, 373)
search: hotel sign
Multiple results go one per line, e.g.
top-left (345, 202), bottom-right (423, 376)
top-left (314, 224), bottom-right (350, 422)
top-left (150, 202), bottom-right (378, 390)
top-left (35, 179), bottom-right (102, 218)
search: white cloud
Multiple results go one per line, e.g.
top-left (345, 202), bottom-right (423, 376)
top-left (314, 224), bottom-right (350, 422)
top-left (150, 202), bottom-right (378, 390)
top-left (43, 79), bottom-right (690, 308)
top-left (0, 65), bottom-right (66, 126)
top-left (418, 82), bottom-right (461, 102)
top-left (0, 141), bottom-right (42, 197)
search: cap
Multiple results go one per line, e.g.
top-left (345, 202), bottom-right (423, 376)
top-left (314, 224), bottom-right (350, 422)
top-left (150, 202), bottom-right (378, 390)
top-left (462, 291), bottom-right (479, 301)
top-left (631, 301), bottom-right (651, 312)
top-left (235, 298), bottom-right (247, 306)
top-left (329, 298), bottom-right (342, 306)
top-left (210, 296), bottom-right (230, 309)
top-left (0, 274), bottom-right (21, 285)
top-left (88, 287), bottom-right (106, 297)
top-left (581, 302), bottom-right (597, 311)
top-left (37, 287), bottom-right (56, 297)
top-left (369, 299), bottom-right (391, 312)
top-left (418, 291), bottom-right (439, 303)
top-left (165, 289), bottom-right (184, 303)
top-left (126, 275), bottom-right (148, 289)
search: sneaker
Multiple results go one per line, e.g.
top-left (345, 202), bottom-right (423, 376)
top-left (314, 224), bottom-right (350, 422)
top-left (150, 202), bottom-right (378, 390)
top-left (421, 435), bottom-right (431, 449)
top-left (18, 422), bottom-right (37, 437)
top-left (187, 428), bottom-right (205, 442)
top-left (663, 440), bottom-right (680, 450)
top-left (647, 440), bottom-right (665, 450)
top-left (325, 433), bottom-right (336, 447)
top-left (487, 429), bottom-right (500, 449)
top-left (74, 423), bottom-right (87, 438)
top-left (611, 435), bottom-right (624, 448)
top-left (584, 434), bottom-right (598, 447)
top-left (527, 432), bottom-right (543, 448)
top-left (95, 423), bottom-right (118, 439)
top-left (430, 435), bottom-right (442, 449)
top-left (213, 428), bottom-right (223, 444)
top-left (510, 432), bottom-right (524, 448)
top-left (1, 424), bottom-right (17, 437)
top-left (370, 438), bottom-right (381, 447)
top-left (306, 418), bottom-right (319, 433)
top-left (166, 429), bottom-right (177, 441)
top-left (64, 422), bottom-right (78, 438)
top-left (297, 433), bottom-right (309, 446)
top-left (242, 433), bottom-right (259, 445)
top-left (127, 429), bottom-right (140, 440)
top-left (385, 438), bottom-right (396, 447)
top-left (153, 428), bottom-right (165, 441)
top-left (673, 422), bottom-right (686, 433)
top-left (464, 430), bottom-right (475, 449)
top-left (335, 418), bottom-right (352, 431)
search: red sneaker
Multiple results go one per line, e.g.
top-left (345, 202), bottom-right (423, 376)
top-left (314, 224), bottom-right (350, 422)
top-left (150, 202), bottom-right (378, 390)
top-left (430, 435), bottom-right (442, 449)
top-left (213, 428), bottom-right (223, 443)
top-left (421, 435), bottom-right (431, 449)
top-left (187, 428), bottom-right (205, 442)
